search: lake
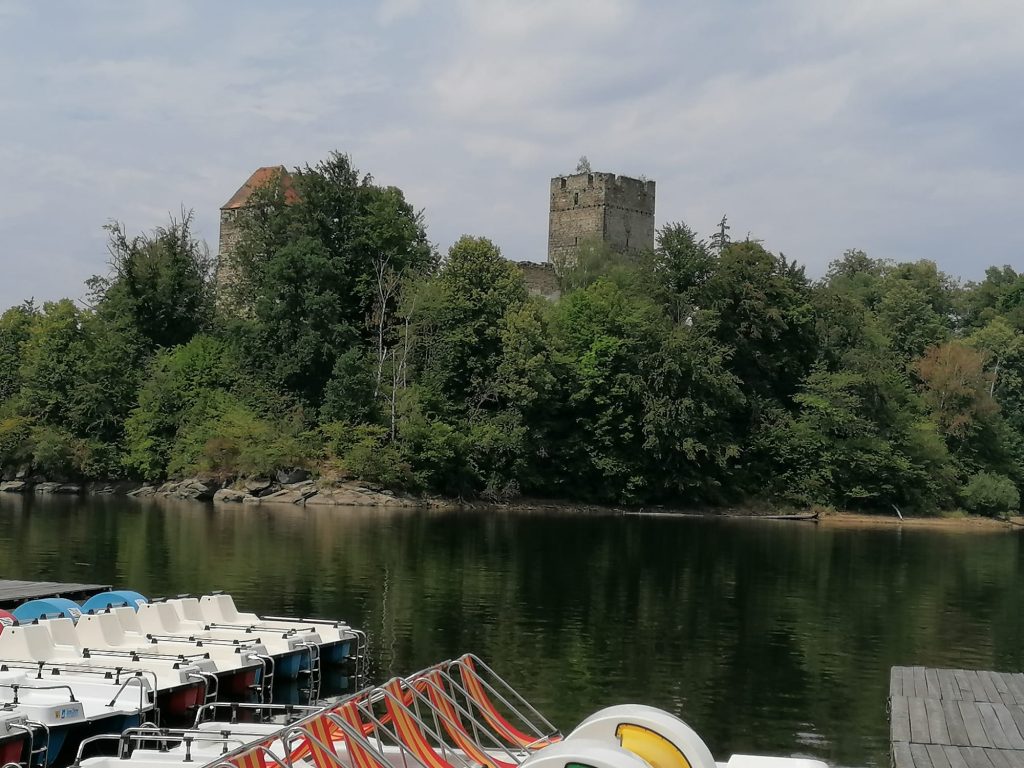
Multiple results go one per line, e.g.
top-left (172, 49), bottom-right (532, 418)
top-left (1, 495), bottom-right (1022, 767)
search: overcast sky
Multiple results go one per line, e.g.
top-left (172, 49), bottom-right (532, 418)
top-left (1, 1), bottom-right (1022, 309)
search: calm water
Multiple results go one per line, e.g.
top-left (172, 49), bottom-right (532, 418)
top-left (1, 495), bottom-right (1023, 767)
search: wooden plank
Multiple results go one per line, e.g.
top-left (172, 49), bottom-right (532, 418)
top-left (912, 697), bottom-right (933, 743)
top-left (912, 743), bottom-right (935, 768)
top-left (927, 669), bottom-right (943, 699)
top-left (959, 746), bottom-right (995, 768)
top-left (940, 669), bottom-right (961, 701)
top-left (980, 749), bottom-right (1012, 768)
top-left (977, 703), bottom-right (1012, 750)
top-left (916, 667), bottom-right (931, 698)
top-left (971, 672), bottom-right (993, 703)
top-left (943, 746), bottom-right (970, 768)
top-left (0, 579), bottom-right (109, 603)
top-left (957, 671), bottom-right (979, 703)
top-left (927, 745), bottom-right (953, 768)
top-left (1006, 707), bottom-right (1024, 745)
top-left (1003, 675), bottom-right (1024, 706)
top-left (988, 672), bottom-right (1010, 697)
top-left (979, 674), bottom-right (1003, 704)
top-left (960, 701), bottom-right (993, 747)
top-left (909, 667), bottom-right (925, 704)
top-left (992, 705), bottom-right (1024, 750)
top-left (944, 699), bottom-right (973, 746)
top-left (894, 741), bottom-right (915, 768)
top-left (893, 668), bottom-right (907, 698)
top-left (892, 695), bottom-right (913, 743)
top-left (927, 698), bottom-right (952, 745)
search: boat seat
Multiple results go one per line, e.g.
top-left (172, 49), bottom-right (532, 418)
top-left (45, 617), bottom-right (83, 651)
top-left (201, 594), bottom-right (260, 624)
top-left (113, 606), bottom-right (143, 634)
top-left (76, 612), bottom-right (134, 649)
top-left (200, 594), bottom-right (240, 624)
top-left (170, 598), bottom-right (206, 624)
top-left (154, 601), bottom-right (188, 633)
top-left (136, 603), bottom-right (175, 635)
top-left (0, 624), bottom-right (52, 661)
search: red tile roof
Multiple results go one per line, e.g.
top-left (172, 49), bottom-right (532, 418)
top-left (220, 165), bottom-right (299, 210)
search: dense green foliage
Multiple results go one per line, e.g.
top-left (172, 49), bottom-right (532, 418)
top-left (2, 151), bottom-right (1024, 514)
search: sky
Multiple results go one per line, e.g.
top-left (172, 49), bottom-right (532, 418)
top-left (1, 0), bottom-right (1022, 309)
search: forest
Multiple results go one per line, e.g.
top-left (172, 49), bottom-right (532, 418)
top-left (1, 152), bottom-right (1022, 517)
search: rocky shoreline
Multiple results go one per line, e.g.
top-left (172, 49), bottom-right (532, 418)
top-left (3, 478), bottom-right (1021, 528)
top-left (0, 473), bottom-right (437, 508)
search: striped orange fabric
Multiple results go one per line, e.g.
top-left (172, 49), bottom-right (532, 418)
top-left (423, 670), bottom-right (517, 768)
top-left (303, 713), bottom-right (342, 768)
top-left (286, 689), bottom-right (413, 765)
top-left (383, 678), bottom-right (452, 768)
top-left (336, 700), bottom-right (388, 768)
top-left (229, 748), bottom-right (268, 768)
top-left (457, 659), bottom-right (559, 750)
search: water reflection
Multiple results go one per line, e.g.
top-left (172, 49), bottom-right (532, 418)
top-left (1, 495), bottom-right (1022, 766)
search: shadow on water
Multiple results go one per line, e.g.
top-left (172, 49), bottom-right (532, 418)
top-left (2, 494), bottom-right (1022, 766)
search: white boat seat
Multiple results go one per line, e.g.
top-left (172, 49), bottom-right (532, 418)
top-left (113, 606), bottom-right (144, 634)
top-left (136, 603), bottom-right (175, 635)
top-left (77, 611), bottom-right (136, 648)
top-left (0, 624), bottom-right (50, 661)
top-left (172, 598), bottom-right (207, 624)
top-left (200, 594), bottom-right (258, 624)
top-left (45, 617), bottom-right (83, 650)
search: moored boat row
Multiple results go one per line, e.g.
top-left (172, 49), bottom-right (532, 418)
top-left (2, 597), bottom-right (827, 768)
top-left (70, 653), bottom-right (827, 768)
top-left (0, 591), bottom-right (364, 766)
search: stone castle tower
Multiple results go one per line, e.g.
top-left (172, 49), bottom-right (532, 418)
top-left (216, 166), bottom-right (297, 290)
top-left (547, 171), bottom-right (656, 263)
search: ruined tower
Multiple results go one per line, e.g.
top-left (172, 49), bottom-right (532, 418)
top-left (547, 171), bottom-right (656, 264)
top-left (216, 165), bottom-right (297, 291)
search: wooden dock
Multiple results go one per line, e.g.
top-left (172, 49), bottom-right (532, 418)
top-left (890, 666), bottom-right (1024, 768)
top-left (0, 579), bottom-right (109, 606)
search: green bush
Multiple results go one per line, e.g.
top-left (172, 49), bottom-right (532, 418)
top-left (28, 425), bottom-right (84, 480)
top-left (168, 396), bottom-right (312, 480)
top-left (960, 471), bottom-right (1020, 519)
top-left (322, 422), bottom-right (414, 489)
top-left (0, 415), bottom-right (33, 473)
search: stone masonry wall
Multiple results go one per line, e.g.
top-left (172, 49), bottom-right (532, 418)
top-left (517, 261), bottom-right (560, 300)
top-left (215, 208), bottom-right (244, 290)
top-left (603, 175), bottom-right (655, 253)
top-left (548, 172), bottom-right (656, 264)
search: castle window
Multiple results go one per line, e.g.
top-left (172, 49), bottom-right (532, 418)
top-left (587, 174), bottom-right (594, 186)
top-left (560, 178), bottom-right (567, 190)
top-left (573, 192), bottom-right (579, 206)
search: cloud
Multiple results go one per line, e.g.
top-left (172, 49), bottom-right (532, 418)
top-left (1, 1), bottom-right (1023, 309)
top-left (377, 0), bottom-right (423, 24)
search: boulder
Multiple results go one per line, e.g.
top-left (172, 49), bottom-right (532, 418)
top-left (259, 487), bottom-right (316, 505)
top-left (33, 482), bottom-right (61, 494)
top-left (213, 488), bottom-right (248, 504)
top-left (276, 468), bottom-right (310, 485)
top-left (305, 484), bottom-right (419, 507)
top-left (0, 480), bottom-right (28, 493)
top-left (244, 477), bottom-right (273, 495)
top-left (86, 481), bottom-right (143, 496)
top-left (175, 481), bottom-right (215, 501)
top-left (128, 486), bottom-right (157, 498)
top-left (241, 494), bottom-right (262, 505)
top-left (54, 484), bottom-right (82, 495)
